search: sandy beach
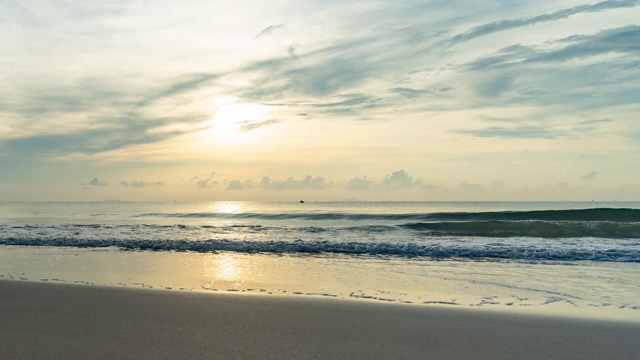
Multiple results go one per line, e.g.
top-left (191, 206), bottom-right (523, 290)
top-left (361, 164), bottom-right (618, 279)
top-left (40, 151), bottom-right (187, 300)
top-left (1, 280), bottom-right (639, 359)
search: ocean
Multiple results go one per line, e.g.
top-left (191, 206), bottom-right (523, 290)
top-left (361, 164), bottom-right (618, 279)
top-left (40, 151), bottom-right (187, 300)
top-left (1, 201), bottom-right (639, 319)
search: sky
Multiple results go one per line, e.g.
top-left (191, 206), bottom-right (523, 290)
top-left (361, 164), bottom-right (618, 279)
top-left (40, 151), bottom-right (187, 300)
top-left (1, 0), bottom-right (639, 201)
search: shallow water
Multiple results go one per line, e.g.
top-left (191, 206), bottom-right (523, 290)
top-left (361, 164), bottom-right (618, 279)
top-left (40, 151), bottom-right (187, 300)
top-left (1, 246), bottom-right (638, 321)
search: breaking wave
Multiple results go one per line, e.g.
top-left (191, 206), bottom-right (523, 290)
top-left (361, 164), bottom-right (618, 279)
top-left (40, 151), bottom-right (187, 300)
top-left (400, 221), bottom-right (640, 238)
top-left (1, 236), bottom-right (638, 262)
top-left (1, 223), bottom-right (638, 262)
top-left (134, 208), bottom-right (640, 222)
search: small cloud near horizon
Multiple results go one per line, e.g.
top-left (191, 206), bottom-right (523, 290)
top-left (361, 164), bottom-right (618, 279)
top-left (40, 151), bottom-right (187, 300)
top-left (260, 175), bottom-right (327, 191)
top-left (190, 173), bottom-right (218, 189)
top-left (87, 178), bottom-right (108, 187)
top-left (120, 180), bottom-right (166, 188)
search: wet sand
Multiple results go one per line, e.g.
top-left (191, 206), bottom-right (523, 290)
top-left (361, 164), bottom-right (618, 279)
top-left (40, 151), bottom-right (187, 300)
top-left (1, 280), bottom-right (639, 359)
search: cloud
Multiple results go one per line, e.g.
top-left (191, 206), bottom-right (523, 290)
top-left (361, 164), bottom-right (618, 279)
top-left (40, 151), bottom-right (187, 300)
top-left (264, 93), bottom-right (380, 114)
top-left (260, 175), bottom-right (327, 190)
top-left (458, 126), bottom-right (558, 139)
top-left (581, 171), bottom-right (598, 181)
top-left (190, 173), bottom-right (218, 189)
top-left (137, 73), bottom-right (219, 106)
top-left (121, 180), bottom-right (166, 188)
top-left (225, 179), bottom-right (254, 190)
top-left (490, 180), bottom-right (506, 189)
top-left (472, 74), bottom-right (515, 98)
top-left (255, 24), bottom-right (284, 39)
top-left (578, 119), bottom-right (612, 125)
top-left (239, 37), bottom-right (392, 100)
top-left (572, 119), bottom-right (612, 133)
top-left (239, 119), bottom-right (283, 132)
top-left (468, 26), bottom-right (640, 71)
top-left (345, 171), bottom-right (436, 192)
top-left (0, 117), bottom-right (197, 157)
top-left (460, 182), bottom-right (484, 191)
top-left (389, 87), bottom-right (433, 99)
top-left (380, 170), bottom-right (416, 191)
top-left (449, 0), bottom-right (640, 46)
top-left (2, 1), bottom-right (639, 202)
top-left (453, 25), bottom-right (640, 115)
top-left (0, 73), bottom-right (213, 158)
top-left (87, 177), bottom-right (108, 187)
top-left (346, 176), bottom-right (373, 191)
top-left (530, 25), bottom-right (640, 63)
top-left (418, 182), bottom-right (438, 192)
top-left (287, 46), bottom-right (299, 60)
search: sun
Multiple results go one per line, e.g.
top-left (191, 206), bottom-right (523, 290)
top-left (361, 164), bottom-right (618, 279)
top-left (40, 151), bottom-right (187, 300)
top-left (207, 97), bottom-right (269, 144)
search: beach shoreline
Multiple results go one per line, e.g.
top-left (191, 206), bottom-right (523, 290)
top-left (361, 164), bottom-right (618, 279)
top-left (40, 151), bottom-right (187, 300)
top-left (2, 245), bottom-right (639, 321)
top-left (2, 279), bottom-right (639, 359)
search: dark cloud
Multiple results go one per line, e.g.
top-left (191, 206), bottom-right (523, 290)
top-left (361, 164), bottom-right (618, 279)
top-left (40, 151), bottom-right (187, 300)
top-left (450, 0), bottom-right (640, 46)
top-left (458, 126), bottom-right (557, 139)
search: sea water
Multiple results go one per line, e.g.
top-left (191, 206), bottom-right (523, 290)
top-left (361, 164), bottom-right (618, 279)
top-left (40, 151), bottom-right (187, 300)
top-left (1, 201), bottom-right (639, 320)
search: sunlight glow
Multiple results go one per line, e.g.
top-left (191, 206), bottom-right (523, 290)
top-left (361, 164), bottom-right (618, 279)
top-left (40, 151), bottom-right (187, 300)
top-left (206, 97), bottom-right (270, 144)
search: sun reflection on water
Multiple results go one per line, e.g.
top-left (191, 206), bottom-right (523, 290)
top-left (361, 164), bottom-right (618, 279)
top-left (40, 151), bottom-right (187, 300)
top-left (215, 202), bottom-right (242, 214)
top-left (209, 254), bottom-right (242, 282)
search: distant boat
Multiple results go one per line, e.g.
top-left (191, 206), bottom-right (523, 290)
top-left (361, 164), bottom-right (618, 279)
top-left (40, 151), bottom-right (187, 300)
top-left (300, 200), bottom-right (305, 203)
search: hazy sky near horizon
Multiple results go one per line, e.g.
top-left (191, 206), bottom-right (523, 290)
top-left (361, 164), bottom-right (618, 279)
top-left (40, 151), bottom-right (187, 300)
top-left (1, 0), bottom-right (639, 201)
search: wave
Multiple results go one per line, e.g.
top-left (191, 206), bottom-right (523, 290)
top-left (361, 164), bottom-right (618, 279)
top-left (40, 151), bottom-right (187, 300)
top-left (134, 208), bottom-right (640, 222)
top-left (401, 221), bottom-right (640, 238)
top-left (1, 237), bottom-right (638, 262)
